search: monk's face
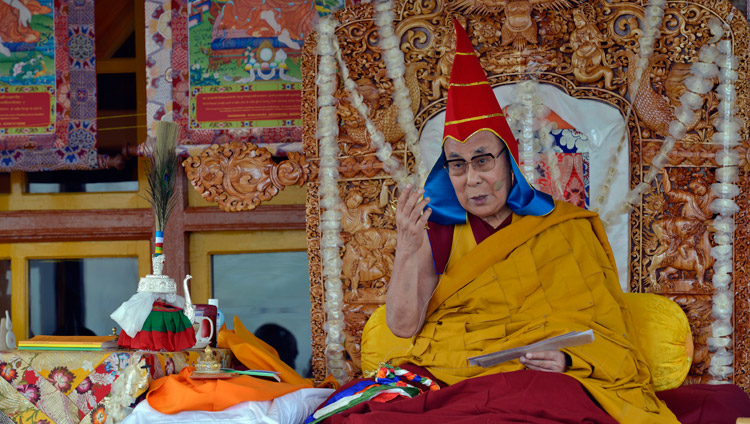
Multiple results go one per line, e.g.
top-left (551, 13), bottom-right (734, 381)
top-left (444, 131), bottom-right (512, 227)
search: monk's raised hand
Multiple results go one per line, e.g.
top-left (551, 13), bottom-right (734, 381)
top-left (395, 184), bottom-right (431, 254)
top-left (519, 350), bottom-right (567, 373)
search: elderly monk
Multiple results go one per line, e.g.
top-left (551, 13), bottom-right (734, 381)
top-left (383, 20), bottom-right (678, 423)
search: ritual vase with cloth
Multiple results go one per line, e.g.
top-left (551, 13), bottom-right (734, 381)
top-left (110, 121), bottom-right (197, 351)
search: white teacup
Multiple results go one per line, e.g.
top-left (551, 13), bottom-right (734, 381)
top-left (192, 313), bottom-right (214, 349)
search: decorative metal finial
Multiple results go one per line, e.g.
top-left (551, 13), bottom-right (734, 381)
top-left (152, 255), bottom-right (166, 276)
top-left (136, 254), bottom-right (177, 294)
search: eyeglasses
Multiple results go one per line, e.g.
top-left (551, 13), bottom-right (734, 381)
top-left (443, 148), bottom-right (507, 177)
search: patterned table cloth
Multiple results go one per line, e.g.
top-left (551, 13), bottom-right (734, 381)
top-left (0, 349), bottom-right (232, 424)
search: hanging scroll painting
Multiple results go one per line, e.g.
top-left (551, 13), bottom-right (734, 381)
top-left (148, 0), bottom-right (345, 157)
top-left (184, 0), bottom-right (316, 155)
top-left (0, 0), bottom-right (102, 172)
top-left (0, 0), bottom-right (55, 136)
top-left (188, 0), bottom-right (309, 128)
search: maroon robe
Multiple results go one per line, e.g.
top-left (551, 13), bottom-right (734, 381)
top-left (319, 365), bottom-right (750, 424)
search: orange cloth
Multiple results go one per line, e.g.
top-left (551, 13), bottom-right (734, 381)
top-left (147, 316), bottom-right (315, 414)
top-left (230, 318), bottom-right (280, 359)
top-left (147, 367), bottom-right (311, 414)
top-left (218, 316), bottom-right (311, 386)
top-left (318, 372), bottom-right (341, 390)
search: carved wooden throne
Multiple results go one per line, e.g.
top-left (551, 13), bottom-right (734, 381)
top-left (300, 0), bottom-right (750, 390)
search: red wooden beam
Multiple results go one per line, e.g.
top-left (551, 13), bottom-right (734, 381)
top-left (0, 209), bottom-right (152, 243)
top-left (183, 204), bottom-right (306, 232)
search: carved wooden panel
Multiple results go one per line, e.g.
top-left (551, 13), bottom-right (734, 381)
top-left (734, 173), bottom-right (750, 390)
top-left (183, 141), bottom-right (317, 212)
top-left (302, 0), bottom-right (750, 389)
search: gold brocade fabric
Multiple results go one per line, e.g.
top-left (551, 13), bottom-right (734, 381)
top-left (387, 201), bottom-right (678, 423)
top-left (0, 349), bottom-right (231, 424)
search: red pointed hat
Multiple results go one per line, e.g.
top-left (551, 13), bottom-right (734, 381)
top-left (423, 19), bottom-right (554, 225)
top-left (442, 18), bottom-right (518, 161)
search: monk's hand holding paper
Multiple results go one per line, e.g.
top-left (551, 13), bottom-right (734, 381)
top-left (395, 184), bottom-right (431, 254)
top-left (519, 351), bottom-right (567, 373)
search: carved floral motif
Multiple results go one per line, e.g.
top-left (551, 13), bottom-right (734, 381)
top-left (182, 142), bottom-right (317, 212)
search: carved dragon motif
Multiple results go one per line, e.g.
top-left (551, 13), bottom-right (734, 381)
top-left (624, 51), bottom-right (704, 138)
top-left (337, 63), bottom-right (425, 155)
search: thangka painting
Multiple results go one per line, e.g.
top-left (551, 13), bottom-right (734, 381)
top-left (148, 0), bottom-right (345, 156)
top-left (0, 0), bottom-right (103, 172)
top-left (0, 0), bottom-right (55, 136)
top-left (188, 0), bottom-right (310, 129)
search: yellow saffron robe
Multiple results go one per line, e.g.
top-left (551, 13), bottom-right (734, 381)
top-left (387, 201), bottom-right (678, 423)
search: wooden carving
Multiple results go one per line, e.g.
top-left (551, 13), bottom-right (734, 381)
top-left (343, 302), bottom-right (382, 377)
top-left (336, 63), bottom-right (424, 156)
top-left (450, 0), bottom-right (580, 50)
top-left (182, 141), bottom-right (317, 212)
top-left (568, 3), bottom-right (614, 88)
top-left (645, 169), bottom-right (715, 291)
top-left (301, 0), bottom-right (750, 389)
top-left (624, 50), bottom-right (706, 138)
top-left (733, 174), bottom-right (750, 390)
top-left (340, 182), bottom-right (398, 299)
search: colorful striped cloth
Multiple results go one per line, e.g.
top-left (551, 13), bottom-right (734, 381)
top-left (305, 364), bottom-right (438, 424)
top-left (117, 300), bottom-right (196, 351)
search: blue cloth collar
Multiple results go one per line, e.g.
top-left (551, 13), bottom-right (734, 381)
top-left (423, 151), bottom-right (554, 225)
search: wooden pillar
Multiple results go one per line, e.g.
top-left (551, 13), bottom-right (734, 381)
top-left (163, 165), bottom-right (190, 296)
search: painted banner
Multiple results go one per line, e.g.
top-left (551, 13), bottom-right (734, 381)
top-left (145, 0), bottom-right (344, 156)
top-left (187, 0), bottom-right (311, 131)
top-left (0, 0), bottom-right (55, 135)
top-left (0, 0), bottom-right (105, 172)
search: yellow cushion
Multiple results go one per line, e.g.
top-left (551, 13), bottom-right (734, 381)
top-left (623, 292), bottom-right (692, 391)
top-left (361, 294), bottom-right (692, 390)
top-left (360, 305), bottom-right (412, 376)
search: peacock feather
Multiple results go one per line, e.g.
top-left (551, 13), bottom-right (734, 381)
top-left (145, 121), bottom-right (179, 232)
